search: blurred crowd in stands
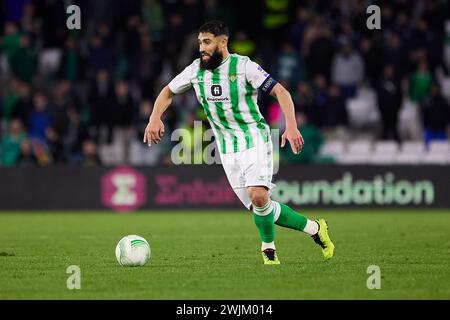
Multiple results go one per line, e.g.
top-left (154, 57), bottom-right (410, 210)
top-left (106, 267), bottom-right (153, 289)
top-left (1, 0), bottom-right (450, 167)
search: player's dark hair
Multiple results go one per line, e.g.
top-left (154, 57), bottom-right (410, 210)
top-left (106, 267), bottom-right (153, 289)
top-left (198, 20), bottom-right (229, 37)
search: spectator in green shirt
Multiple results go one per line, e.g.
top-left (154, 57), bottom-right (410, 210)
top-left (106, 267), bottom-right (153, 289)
top-left (409, 60), bottom-right (433, 103)
top-left (0, 119), bottom-right (27, 166)
top-left (0, 22), bottom-right (22, 63)
top-left (9, 34), bottom-right (37, 83)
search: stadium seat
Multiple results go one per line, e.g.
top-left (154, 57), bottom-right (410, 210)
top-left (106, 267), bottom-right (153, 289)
top-left (38, 48), bottom-right (63, 75)
top-left (439, 76), bottom-right (450, 102)
top-left (398, 99), bottom-right (423, 140)
top-left (347, 140), bottom-right (372, 154)
top-left (129, 141), bottom-right (145, 165)
top-left (428, 141), bottom-right (450, 154)
top-left (129, 140), bottom-right (161, 166)
top-left (395, 153), bottom-right (421, 164)
top-left (340, 140), bottom-right (372, 163)
top-left (370, 141), bottom-right (399, 164)
top-left (99, 143), bottom-right (125, 165)
top-left (369, 153), bottom-right (397, 164)
top-left (422, 152), bottom-right (449, 164)
top-left (339, 153), bottom-right (371, 164)
top-left (401, 141), bottom-right (426, 154)
top-left (395, 141), bottom-right (426, 164)
top-left (358, 87), bottom-right (380, 123)
top-left (0, 54), bottom-right (8, 78)
top-left (373, 141), bottom-right (399, 154)
top-left (319, 141), bottom-right (345, 162)
top-left (346, 96), bottom-right (379, 129)
top-left (419, 141), bottom-right (450, 164)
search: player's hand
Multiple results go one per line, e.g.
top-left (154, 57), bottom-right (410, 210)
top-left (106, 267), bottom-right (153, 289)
top-left (281, 127), bottom-right (304, 155)
top-left (143, 118), bottom-right (165, 146)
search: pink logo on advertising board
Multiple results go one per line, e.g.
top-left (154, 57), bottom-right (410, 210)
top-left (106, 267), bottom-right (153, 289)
top-left (102, 166), bottom-right (147, 212)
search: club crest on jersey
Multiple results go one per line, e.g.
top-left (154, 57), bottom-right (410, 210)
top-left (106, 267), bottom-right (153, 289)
top-left (229, 73), bottom-right (236, 82)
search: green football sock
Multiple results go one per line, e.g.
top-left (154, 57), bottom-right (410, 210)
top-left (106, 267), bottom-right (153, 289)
top-left (253, 201), bottom-right (275, 243)
top-left (274, 202), bottom-right (308, 231)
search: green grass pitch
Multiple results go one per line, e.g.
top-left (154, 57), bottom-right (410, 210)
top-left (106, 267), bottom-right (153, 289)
top-left (0, 210), bottom-right (449, 299)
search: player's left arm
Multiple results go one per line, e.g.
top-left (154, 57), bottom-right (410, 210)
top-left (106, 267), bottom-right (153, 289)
top-left (246, 60), bottom-right (304, 154)
top-left (270, 83), bottom-right (304, 154)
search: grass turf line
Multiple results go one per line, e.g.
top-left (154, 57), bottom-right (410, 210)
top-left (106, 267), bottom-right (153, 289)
top-left (0, 210), bottom-right (449, 299)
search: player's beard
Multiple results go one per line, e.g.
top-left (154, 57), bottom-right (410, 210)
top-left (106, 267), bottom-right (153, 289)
top-left (200, 49), bottom-right (223, 70)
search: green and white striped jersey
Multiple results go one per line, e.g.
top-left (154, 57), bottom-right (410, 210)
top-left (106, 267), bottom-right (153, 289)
top-left (168, 53), bottom-right (274, 154)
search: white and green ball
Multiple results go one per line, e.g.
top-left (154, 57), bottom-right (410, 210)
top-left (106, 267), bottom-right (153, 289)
top-left (115, 235), bottom-right (151, 267)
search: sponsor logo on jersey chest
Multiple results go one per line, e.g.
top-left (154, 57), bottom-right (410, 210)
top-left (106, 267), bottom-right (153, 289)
top-left (211, 85), bottom-right (222, 96)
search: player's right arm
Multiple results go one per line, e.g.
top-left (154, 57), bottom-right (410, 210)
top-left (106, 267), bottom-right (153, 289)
top-left (143, 63), bottom-right (194, 145)
top-left (143, 85), bottom-right (173, 145)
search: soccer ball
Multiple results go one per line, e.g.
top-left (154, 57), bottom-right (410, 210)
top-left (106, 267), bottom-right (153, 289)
top-left (115, 235), bottom-right (151, 267)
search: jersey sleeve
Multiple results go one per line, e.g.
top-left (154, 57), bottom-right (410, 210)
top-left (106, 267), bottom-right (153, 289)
top-left (245, 60), bottom-right (278, 94)
top-left (168, 64), bottom-right (193, 94)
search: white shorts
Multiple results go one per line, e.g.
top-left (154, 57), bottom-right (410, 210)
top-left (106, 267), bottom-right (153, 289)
top-left (219, 135), bottom-right (276, 209)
